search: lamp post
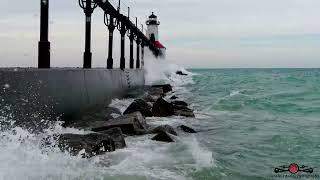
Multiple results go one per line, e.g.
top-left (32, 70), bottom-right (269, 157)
top-left (38, 0), bottom-right (50, 68)
top-left (104, 12), bottom-right (117, 69)
top-left (79, 0), bottom-right (97, 69)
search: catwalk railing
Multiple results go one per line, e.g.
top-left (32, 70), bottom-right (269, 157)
top-left (38, 0), bottom-right (161, 69)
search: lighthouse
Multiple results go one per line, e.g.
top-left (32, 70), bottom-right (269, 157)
top-left (146, 12), bottom-right (166, 58)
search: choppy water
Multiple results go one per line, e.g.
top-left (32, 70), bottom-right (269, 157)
top-left (1, 68), bottom-right (320, 180)
top-left (186, 69), bottom-right (320, 179)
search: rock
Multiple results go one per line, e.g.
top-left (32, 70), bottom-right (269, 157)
top-left (176, 71), bottom-right (188, 76)
top-left (148, 125), bottom-right (177, 136)
top-left (179, 125), bottom-right (197, 133)
top-left (58, 133), bottom-right (116, 158)
top-left (152, 84), bottom-right (173, 94)
top-left (62, 107), bottom-right (121, 129)
top-left (152, 98), bottom-right (175, 117)
top-left (148, 87), bottom-right (164, 97)
top-left (174, 109), bottom-right (195, 118)
top-left (123, 99), bottom-right (153, 117)
top-left (92, 112), bottom-right (149, 135)
top-left (172, 101), bottom-right (188, 107)
top-left (171, 101), bottom-right (195, 117)
top-left (151, 131), bottom-right (174, 143)
top-left (141, 94), bottom-right (158, 103)
top-left (97, 127), bottom-right (126, 149)
top-left (170, 95), bottom-right (178, 100)
top-left (173, 104), bottom-right (192, 111)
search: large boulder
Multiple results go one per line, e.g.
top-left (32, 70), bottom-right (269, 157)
top-left (62, 107), bottom-right (121, 129)
top-left (172, 101), bottom-right (195, 118)
top-left (97, 127), bottom-right (126, 149)
top-left (152, 84), bottom-right (173, 94)
top-left (141, 94), bottom-right (158, 103)
top-left (179, 125), bottom-right (197, 133)
top-left (176, 71), bottom-right (188, 76)
top-left (172, 101), bottom-right (188, 107)
top-left (58, 133), bottom-right (116, 158)
top-left (148, 87), bottom-right (164, 97)
top-left (152, 131), bottom-right (175, 143)
top-left (123, 99), bottom-right (153, 117)
top-left (91, 112), bottom-right (149, 135)
top-left (170, 95), bottom-right (178, 100)
top-left (147, 125), bottom-right (177, 136)
top-left (152, 98), bottom-right (175, 117)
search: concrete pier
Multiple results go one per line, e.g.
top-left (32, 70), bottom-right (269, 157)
top-left (0, 68), bottom-right (145, 117)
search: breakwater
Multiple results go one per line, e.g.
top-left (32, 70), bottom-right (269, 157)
top-left (0, 68), bottom-right (145, 129)
top-left (57, 83), bottom-right (197, 158)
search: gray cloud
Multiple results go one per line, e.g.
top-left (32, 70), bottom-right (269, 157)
top-left (0, 0), bottom-right (320, 68)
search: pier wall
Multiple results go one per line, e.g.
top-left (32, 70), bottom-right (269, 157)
top-left (0, 68), bottom-right (145, 117)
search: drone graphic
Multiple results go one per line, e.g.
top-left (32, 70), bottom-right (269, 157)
top-left (274, 163), bottom-right (314, 174)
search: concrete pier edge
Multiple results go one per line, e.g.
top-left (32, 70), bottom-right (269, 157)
top-left (0, 68), bottom-right (145, 117)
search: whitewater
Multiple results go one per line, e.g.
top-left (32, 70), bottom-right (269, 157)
top-left (2, 59), bottom-right (319, 179)
top-left (0, 58), bottom-right (214, 180)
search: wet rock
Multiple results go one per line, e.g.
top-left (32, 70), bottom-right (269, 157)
top-left (148, 125), bottom-right (177, 136)
top-left (170, 95), bottom-right (178, 100)
top-left (148, 87), bottom-right (164, 97)
top-left (179, 125), bottom-right (197, 133)
top-left (123, 99), bottom-right (153, 117)
top-left (92, 112), bottom-right (149, 135)
top-left (171, 101), bottom-right (195, 117)
top-left (58, 133), bottom-right (116, 158)
top-left (141, 94), bottom-right (158, 103)
top-left (151, 131), bottom-right (174, 143)
top-left (172, 101), bottom-right (188, 107)
top-left (174, 109), bottom-right (195, 118)
top-left (173, 104), bottom-right (192, 111)
top-left (176, 71), bottom-right (188, 76)
top-left (152, 98), bottom-right (175, 117)
top-left (152, 84), bottom-right (173, 94)
top-left (63, 107), bottom-right (122, 129)
top-left (97, 127), bottom-right (126, 149)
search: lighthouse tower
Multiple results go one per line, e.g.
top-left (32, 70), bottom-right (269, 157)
top-left (146, 12), bottom-right (166, 58)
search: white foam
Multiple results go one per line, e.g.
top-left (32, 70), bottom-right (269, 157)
top-left (0, 117), bottom-right (213, 180)
top-left (0, 123), bottom-right (92, 180)
top-left (230, 90), bottom-right (240, 97)
top-left (0, 56), bottom-right (215, 180)
top-left (144, 56), bottom-right (193, 86)
top-left (182, 136), bottom-right (215, 170)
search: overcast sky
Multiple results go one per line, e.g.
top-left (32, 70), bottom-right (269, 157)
top-left (0, 0), bottom-right (320, 68)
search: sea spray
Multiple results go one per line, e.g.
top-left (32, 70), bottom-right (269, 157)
top-left (143, 54), bottom-right (191, 85)
top-left (0, 60), bottom-right (216, 180)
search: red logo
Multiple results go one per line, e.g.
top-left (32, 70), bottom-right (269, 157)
top-left (289, 163), bottom-right (299, 174)
top-left (274, 163), bottom-right (313, 174)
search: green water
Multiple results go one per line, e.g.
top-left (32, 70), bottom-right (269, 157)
top-left (1, 68), bottom-right (320, 180)
top-left (184, 69), bottom-right (320, 179)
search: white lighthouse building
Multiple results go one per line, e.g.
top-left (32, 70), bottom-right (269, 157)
top-left (146, 12), bottom-right (166, 58)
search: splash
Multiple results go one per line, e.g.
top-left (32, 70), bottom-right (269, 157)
top-left (143, 55), bottom-right (192, 85)
top-left (0, 120), bottom-right (95, 180)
